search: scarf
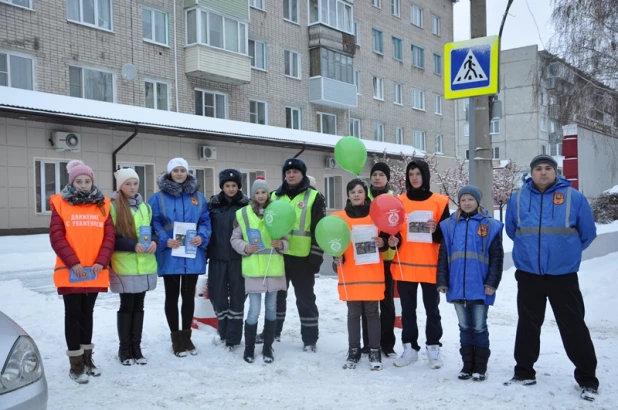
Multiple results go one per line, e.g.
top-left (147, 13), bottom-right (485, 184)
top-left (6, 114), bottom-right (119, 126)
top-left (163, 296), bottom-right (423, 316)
top-left (61, 185), bottom-right (106, 206)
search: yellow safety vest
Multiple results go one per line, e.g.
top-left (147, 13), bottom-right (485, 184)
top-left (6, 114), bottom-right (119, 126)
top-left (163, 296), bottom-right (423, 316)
top-left (236, 206), bottom-right (285, 277)
top-left (271, 189), bottom-right (318, 257)
top-left (110, 202), bottom-right (158, 275)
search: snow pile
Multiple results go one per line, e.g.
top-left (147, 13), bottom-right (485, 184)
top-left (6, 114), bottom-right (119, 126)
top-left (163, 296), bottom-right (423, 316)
top-left (592, 187), bottom-right (618, 224)
top-left (604, 185), bottom-right (618, 195)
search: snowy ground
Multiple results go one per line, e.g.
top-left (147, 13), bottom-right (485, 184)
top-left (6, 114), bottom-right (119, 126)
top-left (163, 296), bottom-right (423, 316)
top-left (1, 235), bottom-right (617, 410)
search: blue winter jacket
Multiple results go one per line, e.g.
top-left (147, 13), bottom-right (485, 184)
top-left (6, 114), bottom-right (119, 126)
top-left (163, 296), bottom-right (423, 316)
top-left (148, 174), bottom-right (212, 276)
top-left (437, 210), bottom-right (504, 305)
top-left (505, 176), bottom-right (596, 275)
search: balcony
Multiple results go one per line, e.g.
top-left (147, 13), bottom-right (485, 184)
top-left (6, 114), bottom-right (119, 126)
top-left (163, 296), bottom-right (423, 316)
top-left (185, 45), bottom-right (251, 85)
top-left (309, 76), bottom-right (357, 108)
top-left (308, 24), bottom-right (356, 56)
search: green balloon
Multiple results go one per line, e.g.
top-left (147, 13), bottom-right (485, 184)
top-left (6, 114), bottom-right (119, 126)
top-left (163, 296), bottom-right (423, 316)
top-left (315, 215), bottom-right (351, 257)
top-left (335, 136), bottom-right (367, 175)
top-left (263, 201), bottom-right (296, 239)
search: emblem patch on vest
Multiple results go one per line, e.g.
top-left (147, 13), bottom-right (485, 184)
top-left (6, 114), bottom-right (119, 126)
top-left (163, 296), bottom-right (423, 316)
top-left (553, 192), bottom-right (564, 205)
top-left (298, 201), bottom-right (305, 209)
top-left (477, 224), bottom-right (488, 237)
top-left (191, 196), bottom-right (198, 206)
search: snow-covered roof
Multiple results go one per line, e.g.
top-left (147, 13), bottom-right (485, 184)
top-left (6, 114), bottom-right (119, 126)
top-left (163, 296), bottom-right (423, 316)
top-left (0, 88), bottom-right (422, 156)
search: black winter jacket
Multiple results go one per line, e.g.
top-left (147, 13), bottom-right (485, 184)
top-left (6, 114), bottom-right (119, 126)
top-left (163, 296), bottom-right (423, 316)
top-left (207, 191), bottom-right (249, 261)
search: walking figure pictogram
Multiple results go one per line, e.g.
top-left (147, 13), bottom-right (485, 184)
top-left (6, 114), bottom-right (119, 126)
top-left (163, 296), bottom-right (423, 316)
top-left (459, 56), bottom-right (483, 81)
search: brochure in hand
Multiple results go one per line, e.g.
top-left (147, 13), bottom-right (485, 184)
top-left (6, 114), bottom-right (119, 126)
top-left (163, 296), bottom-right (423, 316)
top-left (139, 226), bottom-right (152, 247)
top-left (69, 266), bottom-right (97, 283)
top-left (247, 228), bottom-right (265, 251)
top-left (185, 230), bottom-right (198, 255)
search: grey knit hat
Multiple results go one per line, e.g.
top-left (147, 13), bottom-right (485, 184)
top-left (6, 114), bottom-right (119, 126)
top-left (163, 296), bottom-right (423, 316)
top-left (251, 176), bottom-right (269, 198)
top-left (530, 154), bottom-right (558, 171)
top-left (458, 185), bottom-right (482, 205)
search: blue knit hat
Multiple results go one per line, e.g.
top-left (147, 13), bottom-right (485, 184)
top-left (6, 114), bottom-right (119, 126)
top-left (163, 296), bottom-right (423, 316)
top-left (458, 185), bottom-right (481, 205)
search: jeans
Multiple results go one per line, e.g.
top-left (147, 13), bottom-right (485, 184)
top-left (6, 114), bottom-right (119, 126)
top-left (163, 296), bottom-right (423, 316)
top-left (454, 303), bottom-right (489, 348)
top-left (246, 292), bottom-right (277, 325)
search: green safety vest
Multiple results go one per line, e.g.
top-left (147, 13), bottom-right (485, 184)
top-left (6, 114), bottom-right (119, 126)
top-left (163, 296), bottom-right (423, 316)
top-left (236, 206), bottom-right (285, 277)
top-left (367, 188), bottom-right (395, 261)
top-left (271, 189), bottom-right (318, 257)
top-left (367, 188), bottom-right (394, 200)
top-left (110, 202), bottom-right (158, 275)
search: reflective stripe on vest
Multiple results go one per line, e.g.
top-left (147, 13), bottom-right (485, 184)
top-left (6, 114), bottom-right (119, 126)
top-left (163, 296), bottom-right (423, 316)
top-left (236, 206), bottom-right (285, 277)
top-left (110, 202), bottom-right (158, 275)
top-left (272, 189), bottom-right (317, 257)
top-left (516, 186), bottom-right (576, 236)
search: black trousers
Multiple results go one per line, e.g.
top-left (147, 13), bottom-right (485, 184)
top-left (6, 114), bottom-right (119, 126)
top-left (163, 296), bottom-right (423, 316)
top-left (63, 293), bottom-right (98, 351)
top-left (275, 265), bottom-right (319, 345)
top-left (514, 270), bottom-right (599, 389)
top-left (119, 292), bottom-right (146, 313)
top-left (350, 301), bottom-right (380, 349)
top-left (207, 259), bottom-right (245, 345)
top-left (398, 280), bottom-right (443, 351)
top-left (163, 275), bottom-right (198, 332)
top-left (362, 261), bottom-right (396, 350)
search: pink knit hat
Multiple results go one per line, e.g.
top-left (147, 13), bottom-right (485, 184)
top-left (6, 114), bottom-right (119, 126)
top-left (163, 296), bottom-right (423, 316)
top-left (67, 160), bottom-right (95, 185)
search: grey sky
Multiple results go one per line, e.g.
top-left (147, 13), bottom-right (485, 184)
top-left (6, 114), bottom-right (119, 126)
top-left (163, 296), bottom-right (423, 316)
top-left (453, 0), bottom-right (554, 51)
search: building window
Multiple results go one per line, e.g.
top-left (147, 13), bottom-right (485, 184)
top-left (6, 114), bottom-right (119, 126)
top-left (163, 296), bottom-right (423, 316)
top-left (374, 122), bottom-right (384, 141)
top-left (464, 123), bottom-right (469, 137)
top-left (145, 80), bottom-right (169, 110)
top-left (541, 92), bottom-right (548, 106)
top-left (413, 130), bottom-right (426, 150)
top-left (492, 146), bottom-right (500, 159)
top-left (354, 22), bottom-right (361, 45)
top-left (317, 112), bottom-right (337, 135)
top-left (372, 29), bottom-right (383, 54)
top-left (185, 8), bottom-right (247, 55)
top-left (435, 134), bottom-right (443, 153)
top-left (550, 120), bottom-right (556, 133)
top-left (434, 95), bottom-right (442, 115)
top-left (69, 66), bottom-right (114, 102)
top-left (242, 170), bottom-right (266, 193)
top-left (391, 0), bottom-right (400, 17)
top-left (2, 0), bottom-right (33, 9)
top-left (195, 89), bottom-right (226, 118)
top-left (286, 106), bottom-right (302, 130)
top-left (314, 48), bottom-right (353, 84)
top-left (285, 50), bottom-right (301, 78)
top-left (142, 7), bottom-right (168, 46)
top-left (0, 52), bottom-right (34, 90)
top-left (433, 54), bottom-right (442, 75)
top-left (541, 144), bottom-right (547, 155)
top-left (189, 168), bottom-right (215, 199)
top-left (353, 69), bottom-right (361, 94)
top-left (395, 126), bottom-right (404, 145)
top-left (249, 39), bottom-right (267, 70)
top-left (284, 0), bottom-right (299, 23)
top-left (349, 118), bottom-right (361, 138)
top-left (309, 0), bottom-right (353, 34)
top-left (550, 142), bottom-right (563, 156)
top-left (249, 100), bottom-right (268, 125)
top-left (432, 14), bottom-right (441, 36)
top-left (117, 164), bottom-right (155, 200)
top-left (35, 160), bottom-right (69, 213)
top-left (465, 149), bottom-right (469, 160)
top-left (392, 37), bottom-right (403, 61)
top-left (67, 0), bottom-right (112, 30)
top-left (373, 76), bottom-right (384, 100)
top-left (490, 119), bottom-right (500, 134)
top-left (371, 0), bottom-right (381, 8)
top-left (249, 0), bottom-right (265, 10)
top-left (410, 4), bottom-right (423, 28)
top-left (394, 83), bottom-right (403, 105)
top-left (540, 116), bottom-right (547, 132)
top-left (324, 176), bottom-right (343, 209)
top-left (412, 88), bottom-right (425, 110)
top-left (412, 45), bottom-right (424, 68)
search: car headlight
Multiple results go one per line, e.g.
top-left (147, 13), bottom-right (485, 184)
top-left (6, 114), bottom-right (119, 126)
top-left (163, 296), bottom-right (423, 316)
top-left (0, 336), bottom-right (44, 394)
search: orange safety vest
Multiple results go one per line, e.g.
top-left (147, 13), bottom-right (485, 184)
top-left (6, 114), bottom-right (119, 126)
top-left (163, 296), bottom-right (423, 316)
top-left (391, 193), bottom-right (449, 284)
top-left (50, 194), bottom-right (111, 289)
top-left (333, 211), bottom-right (385, 302)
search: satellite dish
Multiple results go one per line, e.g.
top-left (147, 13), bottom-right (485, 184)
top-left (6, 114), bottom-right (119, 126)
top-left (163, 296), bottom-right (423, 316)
top-left (121, 63), bottom-right (137, 81)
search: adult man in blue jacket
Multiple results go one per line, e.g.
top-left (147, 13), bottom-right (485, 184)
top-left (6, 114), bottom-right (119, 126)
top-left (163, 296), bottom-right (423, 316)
top-left (504, 154), bottom-right (599, 402)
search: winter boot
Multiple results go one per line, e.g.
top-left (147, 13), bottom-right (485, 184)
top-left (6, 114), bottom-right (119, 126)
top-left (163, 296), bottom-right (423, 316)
top-left (369, 348), bottom-right (383, 371)
top-left (117, 313), bottom-right (133, 366)
top-left (170, 331), bottom-right (187, 357)
top-left (458, 346), bottom-right (475, 380)
top-left (426, 345), bottom-right (443, 369)
top-left (131, 311), bottom-right (147, 365)
top-left (243, 322), bottom-right (257, 364)
top-left (472, 347), bottom-right (490, 381)
top-left (581, 387), bottom-right (598, 402)
top-left (255, 332), bottom-right (264, 344)
top-left (67, 349), bottom-right (89, 384)
top-left (503, 375), bottom-right (536, 386)
top-left (182, 329), bottom-right (197, 355)
top-left (343, 347), bottom-right (361, 369)
top-left (393, 343), bottom-right (418, 367)
top-left (262, 319), bottom-right (276, 363)
top-left (81, 344), bottom-right (101, 376)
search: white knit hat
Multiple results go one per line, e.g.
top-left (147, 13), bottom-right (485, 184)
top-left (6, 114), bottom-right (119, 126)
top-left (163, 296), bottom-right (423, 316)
top-left (114, 168), bottom-right (140, 189)
top-left (167, 157), bottom-right (189, 174)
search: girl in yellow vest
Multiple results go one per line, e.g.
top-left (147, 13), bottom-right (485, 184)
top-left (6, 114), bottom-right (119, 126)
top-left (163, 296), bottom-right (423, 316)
top-left (231, 177), bottom-right (288, 364)
top-left (333, 179), bottom-right (394, 371)
top-left (49, 160), bottom-right (115, 384)
top-left (110, 168), bottom-right (158, 366)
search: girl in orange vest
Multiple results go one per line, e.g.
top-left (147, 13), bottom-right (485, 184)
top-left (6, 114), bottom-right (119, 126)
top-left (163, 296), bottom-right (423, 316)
top-left (49, 160), bottom-right (115, 384)
top-left (333, 179), bottom-right (394, 371)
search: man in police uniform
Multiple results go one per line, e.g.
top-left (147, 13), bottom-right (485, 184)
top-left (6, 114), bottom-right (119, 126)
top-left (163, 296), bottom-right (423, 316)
top-left (257, 158), bottom-right (326, 351)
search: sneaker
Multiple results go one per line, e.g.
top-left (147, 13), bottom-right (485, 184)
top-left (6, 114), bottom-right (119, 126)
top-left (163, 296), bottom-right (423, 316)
top-left (472, 372), bottom-right (487, 382)
top-left (382, 347), bottom-right (397, 358)
top-left (426, 345), bottom-right (443, 369)
top-left (368, 348), bottom-right (383, 371)
top-left (580, 387), bottom-right (598, 402)
top-left (343, 347), bottom-right (361, 369)
top-left (393, 343), bottom-right (418, 367)
top-left (504, 376), bottom-right (537, 386)
top-left (458, 371), bottom-right (473, 380)
top-left (303, 344), bottom-right (317, 353)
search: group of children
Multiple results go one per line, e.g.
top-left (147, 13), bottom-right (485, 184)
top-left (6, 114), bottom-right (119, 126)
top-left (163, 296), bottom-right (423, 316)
top-left (50, 157), bottom-right (504, 384)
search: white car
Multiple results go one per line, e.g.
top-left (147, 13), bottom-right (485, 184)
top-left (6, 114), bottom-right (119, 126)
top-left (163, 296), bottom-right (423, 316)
top-left (0, 311), bottom-right (48, 410)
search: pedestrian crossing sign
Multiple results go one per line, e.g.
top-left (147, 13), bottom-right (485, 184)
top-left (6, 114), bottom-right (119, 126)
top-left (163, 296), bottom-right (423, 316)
top-left (444, 36), bottom-right (500, 100)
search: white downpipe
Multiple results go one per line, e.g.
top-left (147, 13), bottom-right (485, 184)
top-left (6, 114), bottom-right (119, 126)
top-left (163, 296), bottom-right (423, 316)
top-left (172, 0), bottom-right (180, 112)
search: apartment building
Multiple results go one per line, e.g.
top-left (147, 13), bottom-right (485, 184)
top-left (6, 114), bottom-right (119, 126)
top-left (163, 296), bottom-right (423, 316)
top-left (0, 0), bottom-right (457, 233)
